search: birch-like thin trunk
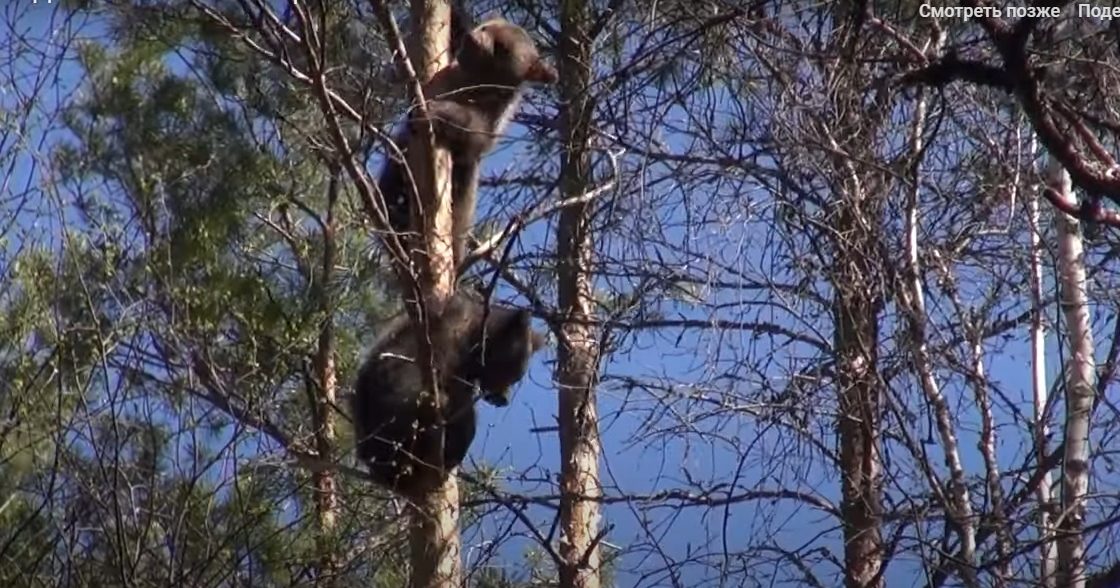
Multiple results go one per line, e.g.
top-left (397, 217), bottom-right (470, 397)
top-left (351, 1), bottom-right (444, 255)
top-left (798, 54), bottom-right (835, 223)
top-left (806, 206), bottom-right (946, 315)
top-left (1030, 151), bottom-right (1056, 588)
top-left (405, 1), bottom-right (459, 586)
top-left (899, 68), bottom-right (977, 586)
top-left (1048, 161), bottom-right (1096, 588)
top-left (969, 321), bottom-right (1010, 586)
top-left (312, 322), bottom-right (339, 585)
top-left (556, 0), bottom-right (602, 586)
top-left (312, 172), bottom-right (341, 585)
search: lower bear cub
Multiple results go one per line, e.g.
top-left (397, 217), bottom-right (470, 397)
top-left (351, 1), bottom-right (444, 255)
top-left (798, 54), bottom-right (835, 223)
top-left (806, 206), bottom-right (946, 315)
top-left (351, 291), bottom-right (546, 496)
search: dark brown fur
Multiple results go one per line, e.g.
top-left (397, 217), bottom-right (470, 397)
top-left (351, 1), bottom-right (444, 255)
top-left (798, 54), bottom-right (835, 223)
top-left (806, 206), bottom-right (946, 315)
top-left (378, 18), bottom-right (557, 268)
top-left (351, 291), bottom-right (546, 496)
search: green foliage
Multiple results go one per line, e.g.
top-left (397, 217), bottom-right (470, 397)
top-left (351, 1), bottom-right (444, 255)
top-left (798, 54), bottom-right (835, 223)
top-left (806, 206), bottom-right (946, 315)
top-left (0, 3), bottom-right (406, 583)
top-left (2, 0), bottom-right (567, 584)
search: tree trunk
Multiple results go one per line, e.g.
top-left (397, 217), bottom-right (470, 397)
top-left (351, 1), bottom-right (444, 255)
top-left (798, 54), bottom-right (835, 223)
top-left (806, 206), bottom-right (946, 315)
top-left (1030, 150), bottom-right (1056, 588)
top-left (900, 81), bottom-right (977, 587)
top-left (312, 321), bottom-right (338, 585)
top-left (405, 1), bottom-right (459, 587)
top-left (1049, 161), bottom-right (1096, 588)
top-left (834, 208), bottom-right (884, 588)
top-left (407, 483), bottom-right (460, 588)
top-left (312, 171), bottom-right (342, 585)
top-left (407, 0), bottom-right (456, 309)
top-left (556, 0), bottom-right (602, 586)
top-left (828, 23), bottom-right (885, 588)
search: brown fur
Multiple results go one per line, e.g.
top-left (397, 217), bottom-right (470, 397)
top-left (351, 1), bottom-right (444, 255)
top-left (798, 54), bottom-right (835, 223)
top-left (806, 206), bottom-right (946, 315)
top-left (351, 291), bottom-right (546, 496)
top-left (378, 18), bottom-right (557, 268)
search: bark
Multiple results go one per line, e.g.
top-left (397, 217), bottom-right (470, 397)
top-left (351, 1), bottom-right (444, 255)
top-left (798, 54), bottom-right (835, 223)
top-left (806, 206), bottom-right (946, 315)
top-left (834, 209), bottom-right (884, 588)
top-left (827, 93), bottom-right (885, 588)
top-left (970, 321), bottom-right (1009, 587)
top-left (899, 78), bottom-right (977, 587)
top-left (312, 320), bottom-right (339, 585)
top-left (820, 12), bottom-right (888, 587)
top-left (407, 484), bottom-right (460, 588)
top-left (556, 0), bottom-right (602, 586)
top-left (405, 1), bottom-right (459, 587)
top-left (407, 0), bottom-right (456, 311)
top-left (311, 171), bottom-right (341, 585)
top-left (1030, 150), bottom-right (1056, 588)
top-left (1050, 161), bottom-right (1096, 588)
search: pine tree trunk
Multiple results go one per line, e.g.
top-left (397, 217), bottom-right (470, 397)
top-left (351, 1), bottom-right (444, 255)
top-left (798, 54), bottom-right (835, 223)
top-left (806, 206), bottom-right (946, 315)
top-left (556, 0), bottom-right (602, 586)
top-left (829, 26), bottom-right (885, 588)
top-left (1049, 162), bottom-right (1095, 588)
top-left (312, 172), bottom-right (342, 585)
top-left (834, 214), bottom-right (884, 588)
top-left (405, 1), bottom-right (459, 587)
top-left (408, 0), bottom-right (456, 306)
